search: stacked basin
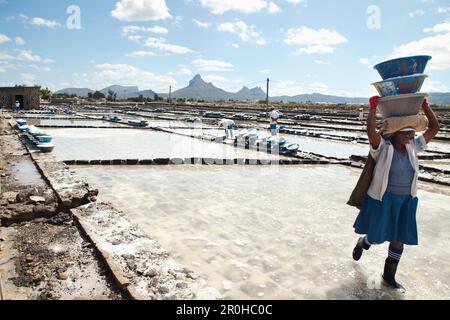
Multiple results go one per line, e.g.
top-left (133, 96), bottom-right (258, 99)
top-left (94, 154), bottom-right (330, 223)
top-left (15, 119), bottom-right (55, 153)
top-left (372, 55), bottom-right (431, 118)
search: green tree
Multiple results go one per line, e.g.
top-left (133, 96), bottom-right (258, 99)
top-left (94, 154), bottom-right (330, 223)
top-left (93, 91), bottom-right (106, 100)
top-left (40, 87), bottom-right (52, 100)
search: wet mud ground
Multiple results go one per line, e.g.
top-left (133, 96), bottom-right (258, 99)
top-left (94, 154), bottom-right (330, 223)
top-left (0, 118), bottom-right (124, 300)
top-left (1, 218), bottom-right (124, 300)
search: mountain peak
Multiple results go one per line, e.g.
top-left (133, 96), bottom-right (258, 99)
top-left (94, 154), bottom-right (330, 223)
top-left (189, 74), bottom-right (206, 86)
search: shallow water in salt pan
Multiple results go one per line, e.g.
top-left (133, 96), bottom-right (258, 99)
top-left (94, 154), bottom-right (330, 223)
top-left (75, 165), bottom-right (450, 300)
top-left (34, 119), bottom-right (125, 127)
top-left (170, 127), bottom-right (369, 159)
top-left (46, 128), bottom-right (284, 161)
top-left (7, 160), bottom-right (46, 187)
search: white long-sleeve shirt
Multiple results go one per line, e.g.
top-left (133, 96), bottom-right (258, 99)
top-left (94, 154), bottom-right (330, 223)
top-left (218, 119), bottom-right (235, 128)
top-left (367, 135), bottom-right (427, 201)
top-left (269, 110), bottom-right (280, 125)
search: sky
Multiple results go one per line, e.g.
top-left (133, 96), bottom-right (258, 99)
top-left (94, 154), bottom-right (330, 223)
top-left (0, 0), bottom-right (449, 97)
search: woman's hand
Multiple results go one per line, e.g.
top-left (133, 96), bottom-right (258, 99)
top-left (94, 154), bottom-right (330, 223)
top-left (369, 96), bottom-right (380, 111)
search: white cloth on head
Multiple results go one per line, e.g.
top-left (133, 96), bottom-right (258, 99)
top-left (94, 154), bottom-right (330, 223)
top-left (379, 115), bottom-right (428, 137)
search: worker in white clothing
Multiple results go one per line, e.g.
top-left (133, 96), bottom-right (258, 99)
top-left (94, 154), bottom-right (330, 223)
top-left (218, 119), bottom-right (236, 139)
top-left (269, 107), bottom-right (280, 136)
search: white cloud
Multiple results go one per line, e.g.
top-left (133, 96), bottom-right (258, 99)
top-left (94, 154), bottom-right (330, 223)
top-left (202, 75), bottom-right (243, 92)
top-left (0, 34), bottom-right (11, 44)
top-left (178, 67), bottom-right (192, 76)
top-left (294, 45), bottom-right (335, 54)
top-left (193, 19), bottom-right (211, 28)
top-left (217, 20), bottom-right (266, 45)
top-left (391, 32), bottom-right (450, 70)
top-left (304, 73), bottom-right (319, 78)
top-left (0, 60), bottom-right (15, 74)
top-left (8, 14), bottom-right (29, 23)
top-left (111, 0), bottom-right (172, 21)
top-left (172, 16), bottom-right (183, 27)
top-left (88, 63), bottom-right (176, 92)
top-left (358, 58), bottom-right (373, 69)
top-left (18, 14), bottom-right (29, 22)
top-left (437, 7), bottom-right (450, 14)
top-left (409, 10), bottom-right (425, 18)
top-left (0, 52), bottom-right (14, 60)
top-left (192, 58), bottom-right (233, 72)
top-left (314, 59), bottom-right (331, 65)
top-left (424, 22), bottom-right (450, 33)
top-left (0, 60), bottom-right (16, 73)
top-left (15, 49), bottom-right (54, 63)
top-left (30, 17), bottom-right (61, 28)
top-left (126, 50), bottom-right (156, 58)
top-left (144, 37), bottom-right (191, 54)
top-left (358, 58), bottom-right (370, 65)
top-left (198, 0), bottom-right (269, 14)
top-left (14, 37), bottom-right (25, 45)
top-left (121, 25), bottom-right (169, 35)
top-left (267, 2), bottom-right (281, 14)
top-left (271, 80), bottom-right (354, 97)
top-left (28, 64), bottom-right (51, 72)
top-left (203, 75), bottom-right (229, 83)
top-left (21, 73), bottom-right (35, 84)
top-left (285, 26), bottom-right (348, 54)
top-left (256, 38), bottom-right (267, 46)
top-left (422, 80), bottom-right (449, 92)
top-left (232, 43), bottom-right (239, 48)
top-left (286, 0), bottom-right (307, 5)
top-left (128, 35), bottom-right (143, 41)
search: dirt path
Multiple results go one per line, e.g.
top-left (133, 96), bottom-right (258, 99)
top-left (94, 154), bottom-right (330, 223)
top-left (0, 115), bottom-right (124, 300)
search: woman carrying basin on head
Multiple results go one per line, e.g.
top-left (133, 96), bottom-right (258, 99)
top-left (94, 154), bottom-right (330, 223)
top-left (352, 96), bottom-right (440, 291)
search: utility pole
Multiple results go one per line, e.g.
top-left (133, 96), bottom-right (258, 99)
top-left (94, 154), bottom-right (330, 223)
top-left (169, 85), bottom-right (173, 110)
top-left (266, 78), bottom-right (270, 108)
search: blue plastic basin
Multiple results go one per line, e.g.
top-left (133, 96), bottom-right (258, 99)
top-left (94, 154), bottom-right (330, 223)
top-left (372, 74), bottom-right (428, 96)
top-left (374, 55), bottom-right (432, 80)
top-left (16, 119), bottom-right (28, 126)
top-left (37, 135), bottom-right (53, 143)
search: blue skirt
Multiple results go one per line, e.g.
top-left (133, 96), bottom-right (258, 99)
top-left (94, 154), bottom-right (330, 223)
top-left (353, 192), bottom-right (419, 245)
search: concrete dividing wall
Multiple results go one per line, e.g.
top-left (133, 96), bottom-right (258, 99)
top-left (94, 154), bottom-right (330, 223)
top-left (63, 158), bottom-right (334, 166)
top-left (72, 203), bottom-right (221, 300)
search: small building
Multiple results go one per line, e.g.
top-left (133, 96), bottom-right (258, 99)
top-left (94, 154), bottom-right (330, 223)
top-left (0, 86), bottom-right (41, 110)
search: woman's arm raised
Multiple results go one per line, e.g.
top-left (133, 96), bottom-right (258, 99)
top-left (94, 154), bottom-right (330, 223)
top-left (422, 99), bottom-right (440, 144)
top-left (367, 96), bottom-right (381, 149)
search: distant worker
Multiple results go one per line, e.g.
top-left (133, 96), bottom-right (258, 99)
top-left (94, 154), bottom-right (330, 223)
top-left (358, 108), bottom-right (364, 121)
top-left (12, 101), bottom-right (20, 113)
top-left (218, 119), bottom-right (236, 140)
top-left (269, 107), bottom-right (280, 136)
